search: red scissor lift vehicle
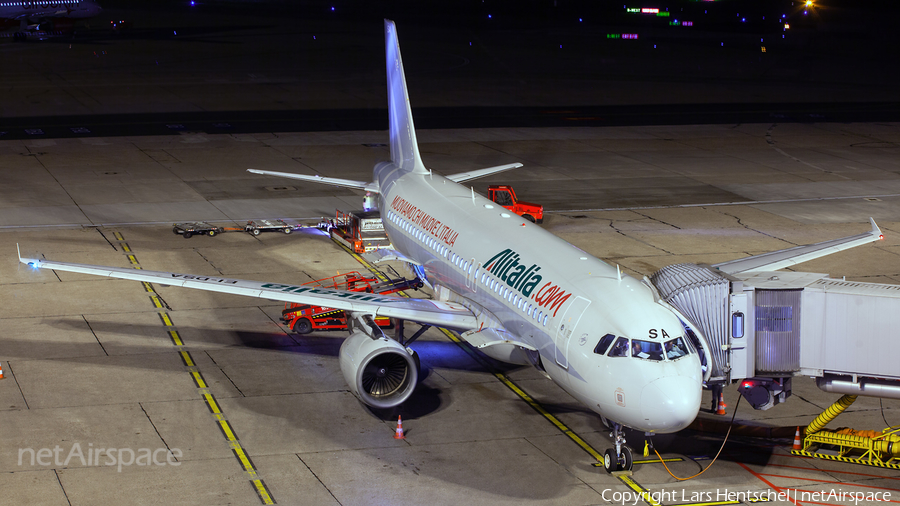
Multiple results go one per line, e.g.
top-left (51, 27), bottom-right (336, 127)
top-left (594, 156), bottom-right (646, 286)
top-left (282, 269), bottom-right (422, 334)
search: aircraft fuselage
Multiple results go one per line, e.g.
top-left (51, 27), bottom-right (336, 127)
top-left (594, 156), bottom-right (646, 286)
top-left (375, 161), bottom-right (703, 433)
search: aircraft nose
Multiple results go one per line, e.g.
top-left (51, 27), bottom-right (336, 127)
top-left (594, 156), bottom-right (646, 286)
top-left (640, 376), bottom-right (701, 432)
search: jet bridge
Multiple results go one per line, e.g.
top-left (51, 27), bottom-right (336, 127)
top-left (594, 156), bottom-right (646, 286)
top-left (650, 263), bottom-right (900, 410)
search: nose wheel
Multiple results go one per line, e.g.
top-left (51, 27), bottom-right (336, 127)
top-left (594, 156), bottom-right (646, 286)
top-left (602, 423), bottom-right (634, 473)
top-left (603, 445), bottom-right (633, 473)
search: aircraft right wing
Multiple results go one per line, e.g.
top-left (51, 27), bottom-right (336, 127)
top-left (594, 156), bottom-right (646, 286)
top-left (446, 163), bottom-right (524, 183)
top-left (713, 218), bottom-right (883, 275)
top-left (18, 252), bottom-right (478, 331)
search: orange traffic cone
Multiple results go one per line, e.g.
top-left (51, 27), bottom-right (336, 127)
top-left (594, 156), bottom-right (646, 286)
top-left (715, 393), bottom-right (727, 415)
top-left (0, 362), bottom-right (4, 380)
top-left (393, 416), bottom-right (406, 440)
top-left (792, 427), bottom-right (802, 450)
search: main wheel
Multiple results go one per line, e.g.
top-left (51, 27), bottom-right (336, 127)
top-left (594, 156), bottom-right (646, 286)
top-left (173, 227), bottom-right (180, 235)
top-left (283, 227), bottom-right (292, 234)
top-left (603, 448), bottom-right (618, 474)
top-left (182, 232), bottom-right (192, 239)
top-left (622, 445), bottom-right (634, 471)
top-left (251, 228), bottom-right (260, 236)
top-left (522, 214), bottom-right (536, 223)
top-left (208, 230), bottom-right (217, 237)
top-left (293, 318), bottom-right (313, 335)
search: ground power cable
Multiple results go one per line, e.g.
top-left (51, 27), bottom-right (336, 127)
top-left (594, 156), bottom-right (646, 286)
top-left (654, 395), bottom-right (743, 481)
top-left (880, 398), bottom-right (899, 430)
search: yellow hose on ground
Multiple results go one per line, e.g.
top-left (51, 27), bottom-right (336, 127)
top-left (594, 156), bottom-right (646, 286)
top-left (806, 394), bottom-right (857, 435)
top-left (802, 394), bottom-right (900, 458)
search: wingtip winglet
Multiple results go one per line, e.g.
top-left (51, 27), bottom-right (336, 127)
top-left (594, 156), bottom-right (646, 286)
top-left (16, 243), bottom-right (41, 268)
top-left (870, 217), bottom-right (884, 240)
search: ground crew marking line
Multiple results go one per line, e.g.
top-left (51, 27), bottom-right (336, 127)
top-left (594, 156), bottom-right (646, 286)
top-left (113, 231), bottom-right (276, 505)
top-left (618, 475), bottom-right (664, 506)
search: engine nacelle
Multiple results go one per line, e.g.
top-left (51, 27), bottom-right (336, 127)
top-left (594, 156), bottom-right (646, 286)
top-left (339, 331), bottom-right (418, 409)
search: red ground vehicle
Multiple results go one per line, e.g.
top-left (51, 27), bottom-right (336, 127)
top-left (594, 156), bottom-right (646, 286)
top-left (282, 270), bottom-right (422, 334)
top-left (487, 185), bottom-right (543, 223)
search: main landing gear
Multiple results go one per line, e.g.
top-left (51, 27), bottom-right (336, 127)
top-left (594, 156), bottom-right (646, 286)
top-left (603, 423), bottom-right (633, 473)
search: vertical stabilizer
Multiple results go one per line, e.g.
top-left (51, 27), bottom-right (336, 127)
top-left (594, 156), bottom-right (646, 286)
top-left (385, 20), bottom-right (428, 174)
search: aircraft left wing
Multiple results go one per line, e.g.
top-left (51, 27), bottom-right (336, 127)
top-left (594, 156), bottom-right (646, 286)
top-left (247, 169), bottom-right (379, 193)
top-left (713, 218), bottom-right (883, 275)
top-left (18, 253), bottom-right (478, 331)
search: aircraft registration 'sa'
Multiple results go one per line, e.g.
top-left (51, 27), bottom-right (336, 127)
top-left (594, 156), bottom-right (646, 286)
top-left (19, 20), bottom-right (883, 473)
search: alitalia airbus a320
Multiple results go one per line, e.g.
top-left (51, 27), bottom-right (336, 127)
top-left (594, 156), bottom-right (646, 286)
top-left (18, 20), bottom-right (882, 473)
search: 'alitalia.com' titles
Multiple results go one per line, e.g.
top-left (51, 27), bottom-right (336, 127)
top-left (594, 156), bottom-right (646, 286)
top-left (484, 249), bottom-right (572, 317)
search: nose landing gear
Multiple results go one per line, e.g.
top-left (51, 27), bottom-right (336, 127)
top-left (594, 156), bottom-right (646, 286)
top-left (602, 423), bottom-right (634, 473)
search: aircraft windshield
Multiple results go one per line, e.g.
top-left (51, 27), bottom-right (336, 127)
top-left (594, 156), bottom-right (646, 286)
top-left (594, 334), bottom-right (617, 355)
top-left (604, 335), bottom-right (694, 361)
top-left (665, 337), bottom-right (690, 360)
top-left (608, 337), bottom-right (630, 357)
top-left (631, 339), bottom-right (663, 361)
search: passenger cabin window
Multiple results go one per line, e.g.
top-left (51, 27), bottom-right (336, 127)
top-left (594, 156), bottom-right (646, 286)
top-left (631, 339), bottom-right (663, 361)
top-left (594, 334), bottom-right (616, 355)
top-left (608, 337), bottom-right (630, 357)
top-left (664, 337), bottom-right (689, 360)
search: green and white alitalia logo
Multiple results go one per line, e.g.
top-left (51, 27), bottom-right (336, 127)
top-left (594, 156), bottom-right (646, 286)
top-left (484, 248), bottom-right (573, 317)
top-left (483, 249), bottom-right (542, 297)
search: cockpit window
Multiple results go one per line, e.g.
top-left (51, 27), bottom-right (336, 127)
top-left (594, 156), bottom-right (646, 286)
top-left (608, 337), bottom-right (630, 357)
top-left (665, 337), bottom-right (690, 360)
top-left (631, 339), bottom-right (663, 361)
top-left (594, 334), bottom-right (616, 355)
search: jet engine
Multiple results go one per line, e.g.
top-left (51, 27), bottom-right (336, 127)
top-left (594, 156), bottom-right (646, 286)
top-left (339, 331), bottom-right (418, 409)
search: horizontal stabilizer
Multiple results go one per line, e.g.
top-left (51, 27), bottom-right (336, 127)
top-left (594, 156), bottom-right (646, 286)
top-left (247, 169), bottom-right (379, 193)
top-left (713, 218), bottom-right (883, 275)
top-left (446, 163), bottom-right (524, 183)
